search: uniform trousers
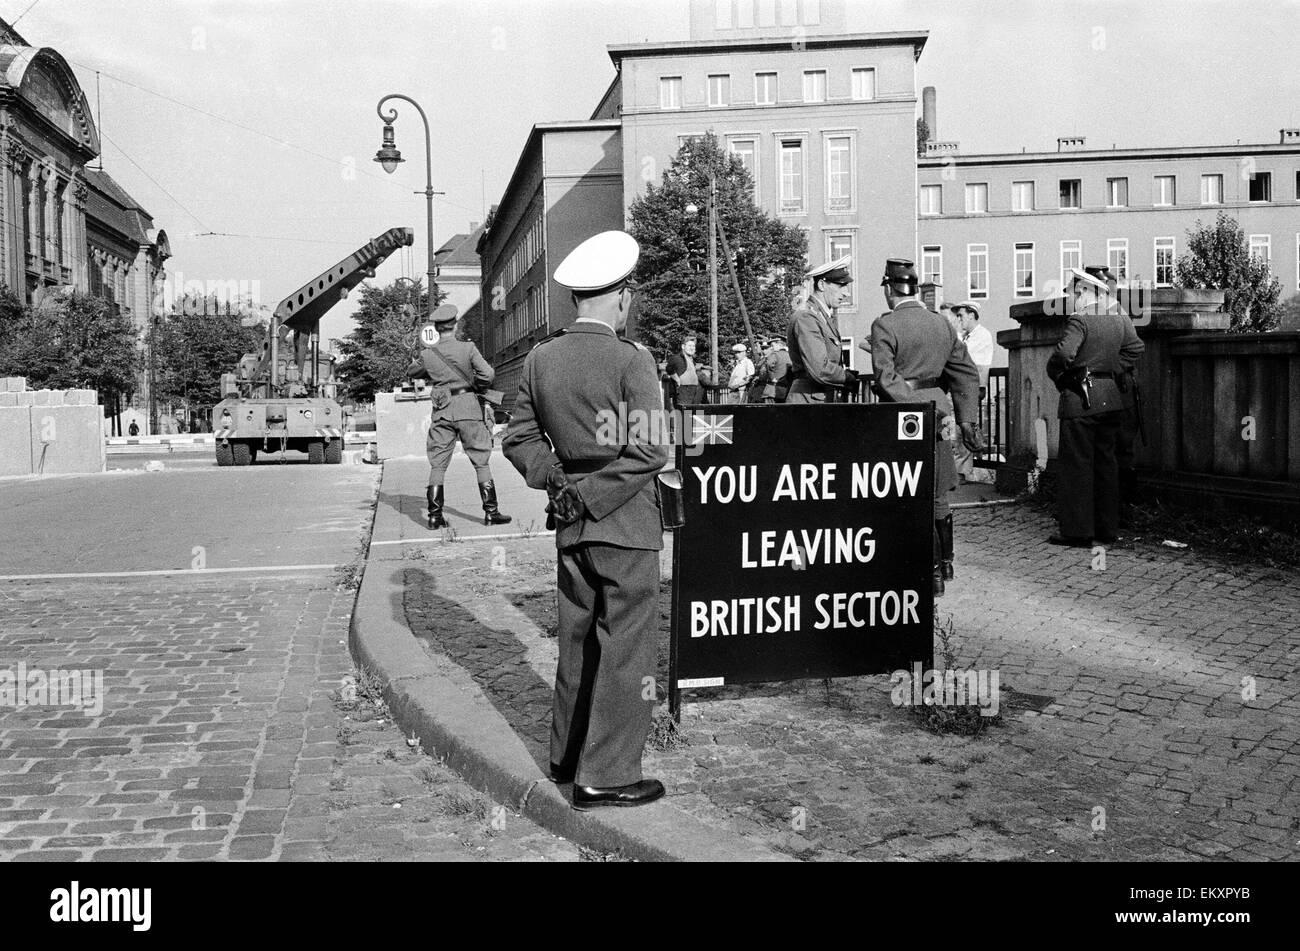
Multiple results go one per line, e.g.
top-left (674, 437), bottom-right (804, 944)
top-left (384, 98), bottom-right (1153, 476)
top-left (553, 542), bottom-right (659, 788)
top-left (1057, 412), bottom-right (1122, 540)
top-left (427, 417), bottom-right (493, 485)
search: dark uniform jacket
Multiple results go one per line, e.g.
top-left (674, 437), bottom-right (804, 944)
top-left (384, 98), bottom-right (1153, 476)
top-left (503, 321), bottom-right (667, 551)
top-left (786, 296), bottom-right (849, 400)
top-left (869, 299), bottom-right (980, 424)
top-left (408, 337), bottom-right (495, 423)
top-left (1046, 306), bottom-right (1145, 419)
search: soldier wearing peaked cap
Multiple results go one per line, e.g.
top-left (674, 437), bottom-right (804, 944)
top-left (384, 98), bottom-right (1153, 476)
top-left (503, 230), bottom-right (668, 811)
top-left (868, 258), bottom-right (985, 597)
top-left (786, 254), bottom-right (859, 403)
top-left (1046, 267), bottom-right (1145, 546)
top-left (408, 303), bottom-right (512, 529)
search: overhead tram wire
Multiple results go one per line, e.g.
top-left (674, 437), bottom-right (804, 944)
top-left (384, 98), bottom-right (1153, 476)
top-left (61, 56), bottom-right (485, 221)
top-left (98, 129), bottom-right (206, 229)
top-left (9, 0), bottom-right (44, 27)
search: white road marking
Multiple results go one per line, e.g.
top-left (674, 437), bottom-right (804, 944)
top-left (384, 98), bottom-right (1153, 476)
top-left (370, 531), bottom-right (555, 547)
top-left (0, 564), bottom-right (343, 581)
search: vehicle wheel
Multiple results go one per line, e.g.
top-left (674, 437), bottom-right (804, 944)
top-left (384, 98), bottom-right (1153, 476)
top-left (307, 440), bottom-right (325, 465)
top-left (215, 442), bottom-right (233, 467)
top-left (324, 439), bottom-right (342, 465)
top-left (232, 442), bottom-right (252, 467)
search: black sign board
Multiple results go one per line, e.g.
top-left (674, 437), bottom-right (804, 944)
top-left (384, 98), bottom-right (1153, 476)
top-left (670, 403), bottom-right (935, 709)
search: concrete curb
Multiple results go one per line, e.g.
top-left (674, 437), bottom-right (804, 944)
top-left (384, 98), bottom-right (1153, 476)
top-left (349, 464), bottom-right (792, 862)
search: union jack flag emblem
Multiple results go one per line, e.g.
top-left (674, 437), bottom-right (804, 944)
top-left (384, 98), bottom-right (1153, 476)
top-left (690, 414), bottom-right (734, 446)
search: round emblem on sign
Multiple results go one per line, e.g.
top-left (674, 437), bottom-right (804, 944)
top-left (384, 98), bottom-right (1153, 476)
top-left (419, 324), bottom-right (439, 347)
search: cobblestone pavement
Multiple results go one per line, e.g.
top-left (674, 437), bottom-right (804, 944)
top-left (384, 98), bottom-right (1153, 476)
top-left (403, 503), bottom-right (1300, 862)
top-left (0, 575), bottom-right (579, 861)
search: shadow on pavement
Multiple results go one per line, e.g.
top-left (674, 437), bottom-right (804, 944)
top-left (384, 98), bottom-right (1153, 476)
top-left (401, 567), bottom-right (553, 774)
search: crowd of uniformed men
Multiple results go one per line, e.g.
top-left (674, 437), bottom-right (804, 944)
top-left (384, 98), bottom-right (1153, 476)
top-left (406, 227), bottom-right (1143, 811)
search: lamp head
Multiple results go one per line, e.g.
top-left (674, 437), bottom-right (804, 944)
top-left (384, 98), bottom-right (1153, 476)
top-left (373, 123), bottom-right (404, 174)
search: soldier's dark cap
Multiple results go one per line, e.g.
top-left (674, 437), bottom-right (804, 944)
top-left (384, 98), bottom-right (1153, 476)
top-left (1083, 264), bottom-right (1115, 282)
top-left (431, 304), bottom-right (459, 327)
top-left (881, 258), bottom-right (918, 286)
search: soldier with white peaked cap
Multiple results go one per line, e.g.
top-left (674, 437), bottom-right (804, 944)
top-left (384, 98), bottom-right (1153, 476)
top-left (786, 253), bottom-right (859, 402)
top-left (503, 230), bottom-right (668, 810)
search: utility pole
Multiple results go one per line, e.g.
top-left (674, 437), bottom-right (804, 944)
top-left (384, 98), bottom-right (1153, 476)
top-left (708, 170), bottom-right (718, 386)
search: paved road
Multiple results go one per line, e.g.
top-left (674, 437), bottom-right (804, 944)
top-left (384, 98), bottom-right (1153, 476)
top-left (401, 501), bottom-right (1300, 861)
top-left (0, 465), bottom-right (579, 861)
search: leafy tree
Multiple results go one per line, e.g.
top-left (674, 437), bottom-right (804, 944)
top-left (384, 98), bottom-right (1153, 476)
top-left (151, 294), bottom-right (266, 409)
top-left (628, 133), bottom-right (806, 370)
top-left (0, 289), bottom-right (140, 405)
top-left (335, 278), bottom-right (439, 402)
top-left (1278, 292), bottom-right (1300, 331)
top-left (916, 117), bottom-right (930, 157)
top-left (1175, 212), bottom-right (1282, 332)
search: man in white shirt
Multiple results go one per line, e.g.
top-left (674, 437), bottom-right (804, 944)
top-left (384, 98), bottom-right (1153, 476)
top-left (726, 343), bottom-right (755, 403)
top-left (952, 300), bottom-right (995, 483)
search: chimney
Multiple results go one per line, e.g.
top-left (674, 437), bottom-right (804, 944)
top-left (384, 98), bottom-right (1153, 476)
top-left (922, 86), bottom-right (937, 139)
top-left (1057, 136), bottom-right (1086, 152)
top-left (1280, 129), bottom-right (1300, 145)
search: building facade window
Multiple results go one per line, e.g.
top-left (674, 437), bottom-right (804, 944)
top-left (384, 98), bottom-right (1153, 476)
top-left (1295, 170), bottom-right (1300, 200)
top-left (1248, 171), bottom-right (1271, 202)
top-left (1249, 234), bottom-right (1271, 263)
top-left (1108, 238), bottom-right (1129, 281)
top-left (921, 245), bottom-right (942, 286)
top-left (826, 231), bottom-right (855, 308)
top-left (1014, 242), bottom-right (1035, 297)
top-left (1106, 177), bottom-right (1129, 208)
top-left (919, 184), bottom-right (942, 215)
top-left (802, 70), bottom-right (826, 103)
top-left (1201, 173), bottom-right (1223, 204)
top-left (1059, 179), bottom-right (1081, 209)
top-left (967, 244), bottom-right (988, 299)
top-left (755, 71), bottom-right (777, 105)
top-left (1154, 175), bottom-right (1176, 206)
top-left (660, 76), bottom-right (683, 109)
top-left (1012, 181), bottom-right (1035, 212)
top-left (965, 182), bottom-right (988, 214)
top-left (851, 67), bottom-right (875, 101)
top-left (824, 134), bottom-right (854, 213)
top-left (778, 137), bottom-right (806, 215)
top-left (1155, 237), bottom-right (1175, 287)
top-left (1060, 240), bottom-right (1082, 291)
top-left (728, 137), bottom-right (759, 201)
top-left (708, 74), bottom-right (730, 107)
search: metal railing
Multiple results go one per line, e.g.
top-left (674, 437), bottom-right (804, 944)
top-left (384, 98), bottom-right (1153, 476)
top-left (661, 368), bottom-right (1008, 469)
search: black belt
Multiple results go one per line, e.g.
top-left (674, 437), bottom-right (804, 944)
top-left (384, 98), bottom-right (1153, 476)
top-left (448, 385), bottom-right (473, 395)
top-left (906, 377), bottom-right (942, 389)
top-left (560, 459), bottom-right (613, 475)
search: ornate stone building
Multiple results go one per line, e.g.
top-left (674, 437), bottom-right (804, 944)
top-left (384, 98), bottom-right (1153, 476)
top-left (0, 18), bottom-right (169, 424)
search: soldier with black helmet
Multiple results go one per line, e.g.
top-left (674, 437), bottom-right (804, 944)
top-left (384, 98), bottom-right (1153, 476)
top-left (867, 258), bottom-right (985, 596)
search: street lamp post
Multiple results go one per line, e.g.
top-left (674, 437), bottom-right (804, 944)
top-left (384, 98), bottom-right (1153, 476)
top-left (374, 94), bottom-right (440, 321)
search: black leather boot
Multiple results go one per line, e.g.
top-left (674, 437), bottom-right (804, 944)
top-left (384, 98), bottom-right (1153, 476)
top-left (479, 481), bottom-right (512, 526)
top-left (427, 485), bottom-right (448, 529)
top-left (937, 514), bottom-right (955, 581)
top-left (933, 523), bottom-right (945, 598)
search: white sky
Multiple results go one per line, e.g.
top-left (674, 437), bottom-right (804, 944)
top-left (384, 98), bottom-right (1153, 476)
top-left (14, 0), bottom-right (1300, 343)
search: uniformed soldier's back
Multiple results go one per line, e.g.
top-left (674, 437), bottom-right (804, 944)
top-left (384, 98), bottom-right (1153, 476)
top-left (872, 301), bottom-right (965, 380)
top-left (525, 325), bottom-right (651, 464)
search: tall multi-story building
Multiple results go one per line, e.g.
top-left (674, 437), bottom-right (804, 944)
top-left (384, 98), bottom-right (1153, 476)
top-left (918, 91), bottom-right (1300, 359)
top-left (478, 0), bottom-right (923, 397)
